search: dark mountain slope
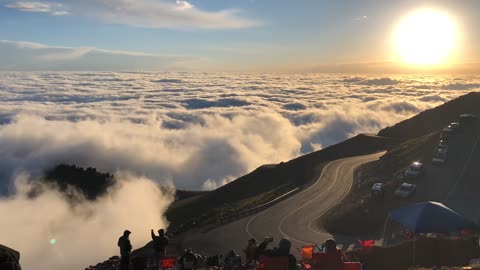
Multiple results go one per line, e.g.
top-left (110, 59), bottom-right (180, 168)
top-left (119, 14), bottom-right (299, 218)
top-left (378, 92), bottom-right (480, 139)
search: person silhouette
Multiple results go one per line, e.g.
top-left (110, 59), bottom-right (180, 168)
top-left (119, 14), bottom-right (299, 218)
top-left (151, 228), bottom-right (169, 269)
top-left (117, 230), bottom-right (132, 270)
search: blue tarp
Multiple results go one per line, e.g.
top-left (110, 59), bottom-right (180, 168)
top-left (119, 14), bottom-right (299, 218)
top-left (388, 201), bottom-right (478, 233)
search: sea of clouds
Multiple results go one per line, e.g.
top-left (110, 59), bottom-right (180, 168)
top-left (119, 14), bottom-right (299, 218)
top-left (0, 71), bottom-right (479, 269)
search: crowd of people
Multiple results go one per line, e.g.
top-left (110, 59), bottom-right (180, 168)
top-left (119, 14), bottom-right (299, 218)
top-left (117, 229), bottom-right (351, 270)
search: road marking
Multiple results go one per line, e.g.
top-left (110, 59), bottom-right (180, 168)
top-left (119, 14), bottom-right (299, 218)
top-left (327, 161), bottom-right (343, 191)
top-left (244, 159), bottom-right (342, 242)
top-left (307, 157), bottom-right (372, 235)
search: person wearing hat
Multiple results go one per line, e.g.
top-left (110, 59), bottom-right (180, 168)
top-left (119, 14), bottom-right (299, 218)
top-left (151, 228), bottom-right (169, 269)
top-left (117, 230), bottom-right (132, 270)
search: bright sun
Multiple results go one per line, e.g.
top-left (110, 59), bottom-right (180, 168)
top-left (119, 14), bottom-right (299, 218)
top-left (394, 9), bottom-right (457, 65)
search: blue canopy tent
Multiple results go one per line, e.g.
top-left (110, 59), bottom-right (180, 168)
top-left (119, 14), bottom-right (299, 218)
top-left (384, 201), bottom-right (478, 269)
top-left (388, 201), bottom-right (478, 233)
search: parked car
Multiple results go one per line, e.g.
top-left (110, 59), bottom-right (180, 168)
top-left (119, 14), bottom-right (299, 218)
top-left (432, 150), bottom-right (448, 166)
top-left (371, 183), bottom-right (384, 198)
top-left (459, 114), bottom-right (477, 126)
top-left (449, 122), bottom-right (461, 131)
top-left (394, 183), bottom-right (417, 198)
top-left (404, 162), bottom-right (425, 178)
top-left (435, 143), bottom-right (448, 153)
top-left (441, 127), bottom-right (454, 139)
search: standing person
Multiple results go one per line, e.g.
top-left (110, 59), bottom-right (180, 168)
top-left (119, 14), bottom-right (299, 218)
top-left (118, 230), bottom-right (132, 270)
top-left (151, 228), bottom-right (169, 269)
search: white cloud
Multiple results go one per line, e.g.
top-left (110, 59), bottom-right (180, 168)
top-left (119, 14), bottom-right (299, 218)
top-left (5, 1), bottom-right (68, 15)
top-left (1, 174), bottom-right (173, 270)
top-left (0, 40), bottom-right (200, 71)
top-left (176, 0), bottom-right (193, 9)
top-left (81, 0), bottom-right (256, 29)
top-left (5, 0), bottom-right (257, 29)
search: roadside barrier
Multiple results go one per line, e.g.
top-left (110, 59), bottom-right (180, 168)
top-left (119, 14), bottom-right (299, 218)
top-left (219, 187), bottom-right (300, 224)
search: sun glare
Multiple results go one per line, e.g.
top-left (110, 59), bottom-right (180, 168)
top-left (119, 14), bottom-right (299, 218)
top-left (394, 9), bottom-right (457, 65)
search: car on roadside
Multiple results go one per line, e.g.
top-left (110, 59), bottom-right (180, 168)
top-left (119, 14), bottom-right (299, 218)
top-left (459, 114), bottom-right (477, 125)
top-left (449, 122), bottom-right (461, 131)
top-left (371, 183), bottom-right (384, 198)
top-left (404, 162), bottom-right (425, 179)
top-left (441, 127), bottom-right (454, 139)
top-left (435, 143), bottom-right (448, 153)
top-left (432, 150), bottom-right (448, 166)
top-left (394, 183), bottom-right (416, 199)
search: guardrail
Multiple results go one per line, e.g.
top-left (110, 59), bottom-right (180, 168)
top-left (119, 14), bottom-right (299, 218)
top-left (219, 187), bottom-right (300, 224)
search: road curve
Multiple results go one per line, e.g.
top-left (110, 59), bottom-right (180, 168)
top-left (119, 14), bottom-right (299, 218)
top-left (181, 152), bottom-right (383, 257)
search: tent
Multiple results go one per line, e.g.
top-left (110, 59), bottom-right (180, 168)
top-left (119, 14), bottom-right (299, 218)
top-left (384, 201), bottom-right (478, 269)
top-left (388, 201), bottom-right (478, 233)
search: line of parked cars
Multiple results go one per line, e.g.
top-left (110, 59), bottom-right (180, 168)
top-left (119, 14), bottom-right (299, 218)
top-left (431, 121), bottom-right (461, 166)
top-left (371, 113), bottom-right (477, 200)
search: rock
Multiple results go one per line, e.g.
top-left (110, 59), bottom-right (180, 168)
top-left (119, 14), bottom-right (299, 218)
top-left (0, 244), bottom-right (21, 270)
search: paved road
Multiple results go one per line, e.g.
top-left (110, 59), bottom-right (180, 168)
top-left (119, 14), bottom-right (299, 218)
top-left (181, 152), bottom-right (384, 257)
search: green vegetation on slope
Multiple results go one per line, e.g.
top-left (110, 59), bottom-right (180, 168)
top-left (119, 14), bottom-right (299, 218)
top-left (42, 164), bottom-right (115, 200)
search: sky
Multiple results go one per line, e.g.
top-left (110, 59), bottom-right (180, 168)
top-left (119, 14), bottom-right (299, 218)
top-left (1, 0), bottom-right (480, 72)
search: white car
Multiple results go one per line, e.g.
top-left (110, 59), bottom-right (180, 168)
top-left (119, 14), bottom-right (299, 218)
top-left (404, 162), bottom-right (425, 178)
top-left (394, 183), bottom-right (416, 199)
top-left (449, 122), bottom-right (461, 131)
top-left (371, 183), bottom-right (384, 197)
top-left (435, 143), bottom-right (448, 152)
top-left (432, 150), bottom-right (448, 166)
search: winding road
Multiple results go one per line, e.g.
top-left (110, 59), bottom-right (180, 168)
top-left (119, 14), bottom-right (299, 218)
top-left (181, 152), bottom-right (384, 257)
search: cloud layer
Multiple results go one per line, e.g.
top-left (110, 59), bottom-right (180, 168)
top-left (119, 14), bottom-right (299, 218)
top-left (4, 0), bottom-right (257, 29)
top-left (1, 72), bottom-right (479, 191)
